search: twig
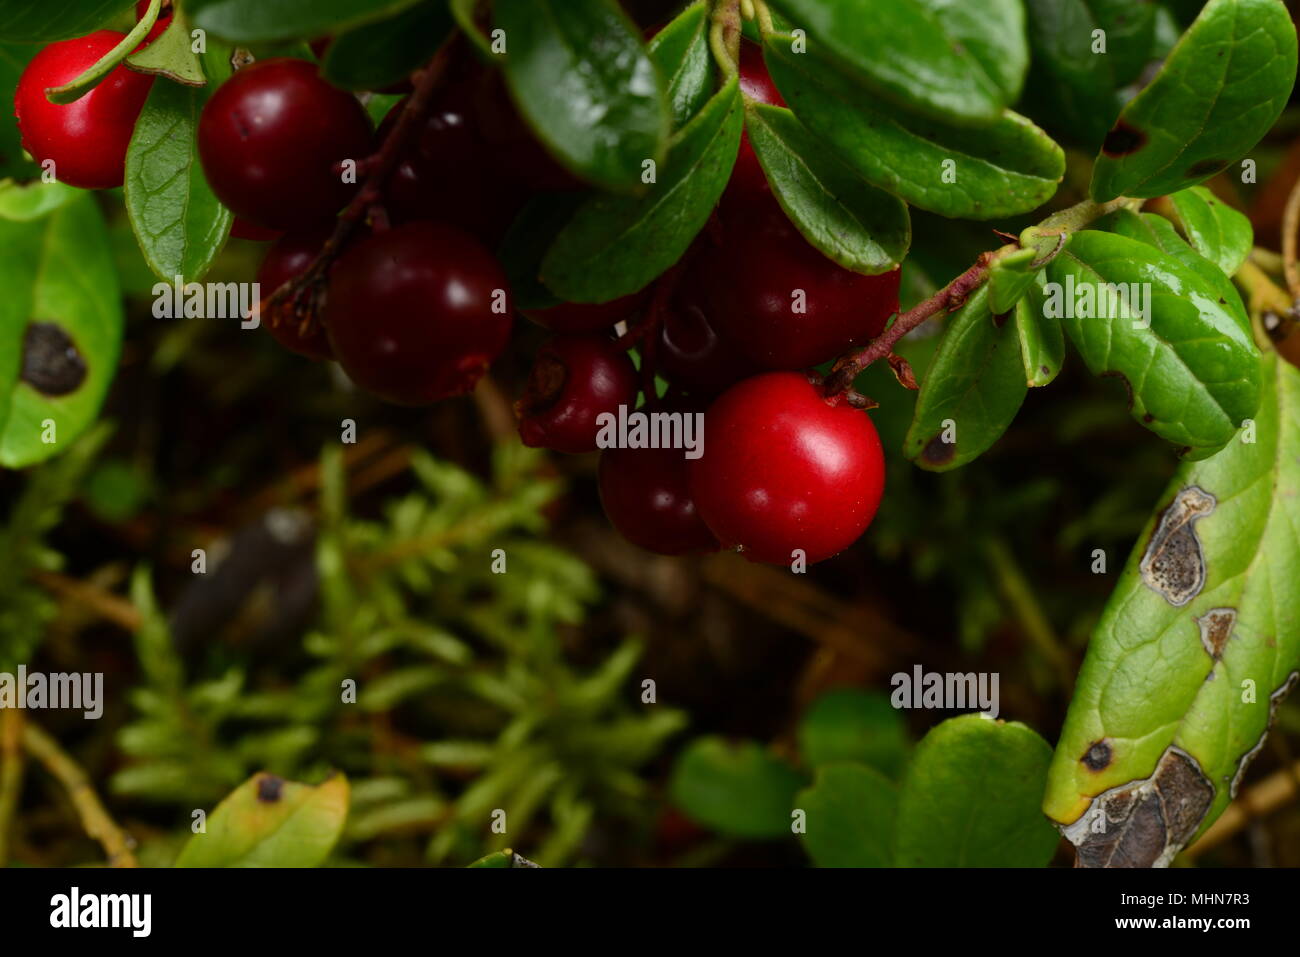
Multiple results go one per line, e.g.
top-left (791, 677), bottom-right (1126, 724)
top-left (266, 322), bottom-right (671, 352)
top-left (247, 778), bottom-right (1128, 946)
top-left (708, 0), bottom-right (742, 76)
top-left (31, 570), bottom-right (143, 632)
top-left (22, 721), bottom-right (137, 867)
top-left (1283, 173), bottom-right (1300, 302)
top-left (0, 710), bottom-right (24, 866)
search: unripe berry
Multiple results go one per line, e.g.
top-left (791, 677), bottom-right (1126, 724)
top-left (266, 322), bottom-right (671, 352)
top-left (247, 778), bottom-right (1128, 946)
top-left (516, 334), bottom-right (639, 454)
top-left (324, 222), bottom-right (512, 405)
top-left (14, 31), bottom-right (155, 189)
top-left (689, 372), bottom-right (885, 565)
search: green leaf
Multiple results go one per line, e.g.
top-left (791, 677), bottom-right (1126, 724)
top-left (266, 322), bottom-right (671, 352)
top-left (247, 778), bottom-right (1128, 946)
top-left (896, 714), bottom-right (1059, 867)
top-left (746, 104), bottom-right (909, 275)
top-left (669, 736), bottom-right (803, 839)
top-left (0, 43), bottom-right (40, 180)
top-left (0, 194), bottom-right (123, 468)
top-left (498, 193), bottom-right (586, 312)
top-left (467, 849), bottom-right (538, 868)
top-left (0, 0), bottom-right (130, 43)
top-left (175, 772), bottom-right (349, 867)
top-left (647, 1), bottom-right (711, 128)
top-left (126, 7), bottom-right (209, 85)
top-left (1166, 186), bottom-right (1253, 277)
top-left (187, 0), bottom-right (423, 44)
top-left (0, 181), bottom-right (79, 221)
top-left (540, 77), bottom-right (742, 303)
top-left (494, 0), bottom-right (669, 192)
top-left (798, 689), bottom-right (910, 778)
top-left (1090, 0), bottom-right (1298, 201)
top-left (765, 40), bottom-right (1063, 220)
top-left (1021, 0), bottom-right (1157, 149)
top-left (124, 79), bottom-right (232, 283)
top-left (1044, 352), bottom-right (1300, 865)
top-left (796, 763), bottom-right (896, 867)
top-left (904, 284), bottom-right (1028, 471)
top-left (767, 0), bottom-right (1027, 124)
top-left (1046, 229), bottom-right (1260, 452)
top-left (1014, 274), bottom-right (1065, 388)
top-left (987, 246), bottom-right (1040, 315)
top-left (322, 1), bottom-right (452, 91)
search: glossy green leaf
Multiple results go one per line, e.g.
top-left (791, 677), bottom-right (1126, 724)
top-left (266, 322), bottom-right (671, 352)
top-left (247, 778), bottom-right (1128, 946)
top-left (987, 246), bottom-right (1041, 315)
top-left (467, 849), bottom-right (538, 868)
top-left (798, 689), bottom-right (910, 778)
top-left (187, 0), bottom-right (422, 43)
top-left (1090, 0), bottom-right (1297, 201)
top-left (797, 763), bottom-right (896, 867)
top-left (0, 181), bottom-right (78, 221)
top-left (766, 41), bottom-right (1063, 220)
top-left (322, 1), bottom-right (451, 91)
top-left (495, 0), bottom-right (669, 192)
top-left (1046, 230), bottom-right (1260, 451)
top-left (1015, 274), bottom-right (1065, 387)
top-left (896, 714), bottom-right (1059, 867)
top-left (1045, 352), bottom-right (1300, 865)
top-left (124, 79), bottom-right (232, 284)
top-left (646, 1), bottom-right (711, 128)
top-left (746, 104), bottom-right (909, 275)
top-left (0, 43), bottom-right (39, 180)
top-left (669, 736), bottom-right (803, 839)
top-left (540, 77), bottom-right (742, 303)
top-left (905, 285), bottom-right (1028, 471)
top-left (175, 772), bottom-right (349, 867)
top-left (1021, 0), bottom-right (1156, 149)
top-left (0, 0), bottom-right (130, 42)
top-left (0, 194), bottom-right (123, 468)
top-left (498, 193), bottom-right (586, 312)
top-left (767, 0), bottom-right (1027, 124)
top-left (1166, 187), bottom-right (1253, 277)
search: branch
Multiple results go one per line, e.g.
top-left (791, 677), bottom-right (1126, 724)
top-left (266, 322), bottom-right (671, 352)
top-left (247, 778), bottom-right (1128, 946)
top-left (22, 721), bottom-right (138, 868)
top-left (0, 710), bottom-right (24, 866)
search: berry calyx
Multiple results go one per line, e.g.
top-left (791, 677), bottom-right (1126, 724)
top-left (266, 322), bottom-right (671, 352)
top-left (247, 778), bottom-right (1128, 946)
top-left (197, 58), bottom-right (373, 230)
top-left (656, 262), bottom-right (758, 396)
top-left (516, 334), bottom-right (639, 454)
top-left (256, 225), bottom-right (336, 360)
top-left (599, 444), bottom-right (719, 556)
top-left (324, 221), bottom-right (512, 405)
top-left (14, 31), bottom-right (155, 190)
top-left (689, 372), bottom-right (886, 565)
top-left (698, 191), bottom-right (900, 370)
top-left (521, 291), bottom-right (647, 335)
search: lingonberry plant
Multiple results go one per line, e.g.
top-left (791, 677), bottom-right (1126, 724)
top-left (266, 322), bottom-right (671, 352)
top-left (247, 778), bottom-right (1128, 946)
top-left (0, 0), bottom-right (1298, 877)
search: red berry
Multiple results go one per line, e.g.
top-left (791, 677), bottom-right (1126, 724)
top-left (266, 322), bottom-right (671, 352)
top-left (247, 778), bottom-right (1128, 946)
top-left (197, 58), bottom-right (373, 230)
top-left (599, 444), bottom-right (719, 556)
top-left (689, 372), bottom-right (885, 565)
top-left (516, 334), bottom-right (639, 454)
top-left (522, 291), bottom-right (647, 335)
top-left (232, 216), bottom-right (284, 242)
top-left (256, 225), bottom-right (335, 360)
top-left (657, 263), bottom-right (758, 396)
top-left (14, 31), bottom-right (155, 189)
top-left (475, 70), bottom-right (583, 193)
top-left (698, 192), bottom-right (900, 370)
top-left (728, 39), bottom-right (785, 199)
top-left (324, 221), bottom-right (512, 405)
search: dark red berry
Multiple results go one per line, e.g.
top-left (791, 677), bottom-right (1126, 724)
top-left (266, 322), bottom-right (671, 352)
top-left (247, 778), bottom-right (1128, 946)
top-left (699, 191), bottom-right (900, 370)
top-left (232, 216), bottom-right (284, 242)
top-left (14, 31), bottom-right (155, 189)
top-left (599, 444), bottom-right (719, 556)
top-left (728, 39), bottom-right (785, 199)
top-left (324, 221), bottom-right (512, 405)
top-left (475, 70), bottom-right (583, 193)
top-left (256, 225), bottom-right (335, 360)
top-left (197, 58), bottom-right (373, 230)
top-left (522, 291), bottom-right (647, 335)
top-left (516, 334), bottom-right (639, 454)
top-left (657, 263), bottom-right (758, 396)
top-left (689, 372), bottom-right (885, 565)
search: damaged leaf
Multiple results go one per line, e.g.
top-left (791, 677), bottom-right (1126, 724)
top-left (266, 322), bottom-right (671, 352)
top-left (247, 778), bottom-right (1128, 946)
top-left (1045, 352), bottom-right (1300, 865)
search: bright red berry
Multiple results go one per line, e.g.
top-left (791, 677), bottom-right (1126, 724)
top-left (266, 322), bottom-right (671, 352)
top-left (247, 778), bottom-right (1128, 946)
top-left (14, 31), bottom-right (155, 189)
top-left (689, 372), bottom-right (885, 565)
top-left (197, 58), bottom-right (373, 230)
top-left (698, 191), bottom-right (900, 370)
top-left (516, 334), bottom-right (639, 454)
top-left (599, 444), bottom-right (719, 556)
top-left (522, 291), bottom-right (647, 335)
top-left (728, 39), bottom-right (785, 199)
top-left (656, 262), bottom-right (758, 396)
top-left (324, 222), bottom-right (512, 405)
top-left (256, 225), bottom-right (335, 360)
